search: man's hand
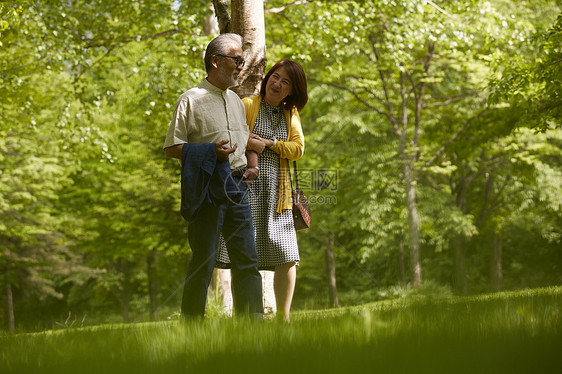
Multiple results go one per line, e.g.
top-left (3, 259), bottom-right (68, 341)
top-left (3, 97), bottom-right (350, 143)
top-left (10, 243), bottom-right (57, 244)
top-left (248, 134), bottom-right (266, 154)
top-left (215, 139), bottom-right (237, 161)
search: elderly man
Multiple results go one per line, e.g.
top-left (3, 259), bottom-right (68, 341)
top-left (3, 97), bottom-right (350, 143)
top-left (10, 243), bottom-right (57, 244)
top-left (164, 33), bottom-right (263, 319)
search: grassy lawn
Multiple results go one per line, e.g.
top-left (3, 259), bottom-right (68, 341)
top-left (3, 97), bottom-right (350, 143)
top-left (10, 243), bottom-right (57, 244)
top-left (1, 286), bottom-right (560, 374)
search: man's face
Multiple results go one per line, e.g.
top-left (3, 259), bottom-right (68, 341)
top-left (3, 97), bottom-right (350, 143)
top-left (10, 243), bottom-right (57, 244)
top-left (217, 43), bottom-right (243, 88)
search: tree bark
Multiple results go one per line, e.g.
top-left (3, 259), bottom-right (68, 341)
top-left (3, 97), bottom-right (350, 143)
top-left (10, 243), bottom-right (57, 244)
top-left (325, 232), bottom-right (339, 308)
top-left (452, 236), bottom-right (467, 294)
top-left (211, 0), bottom-right (272, 315)
top-left (261, 271), bottom-right (276, 315)
top-left (477, 172), bottom-right (494, 228)
top-left (6, 280), bottom-right (15, 333)
top-left (116, 258), bottom-right (130, 322)
top-left (452, 173), bottom-right (469, 294)
top-left (210, 269), bottom-right (233, 316)
top-left (203, 4), bottom-right (236, 316)
top-left (232, 0), bottom-right (271, 312)
top-left (404, 160), bottom-right (422, 286)
top-left (492, 233), bottom-right (503, 292)
top-left (204, 6), bottom-right (219, 36)
top-left (147, 248), bottom-right (159, 320)
top-left (212, 0), bottom-right (231, 34)
top-left (400, 44), bottom-right (432, 288)
top-left (230, 0), bottom-right (267, 98)
top-left (397, 236), bottom-right (406, 285)
top-left (399, 71), bottom-right (422, 287)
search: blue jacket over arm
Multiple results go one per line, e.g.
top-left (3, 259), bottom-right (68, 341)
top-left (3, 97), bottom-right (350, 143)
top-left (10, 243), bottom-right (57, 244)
top-left (180, 143), bottom-right (230, 222)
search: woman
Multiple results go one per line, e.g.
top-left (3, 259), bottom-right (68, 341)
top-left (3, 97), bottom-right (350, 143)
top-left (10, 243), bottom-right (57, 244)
top-left (217, 59), bottom-right (308, 322)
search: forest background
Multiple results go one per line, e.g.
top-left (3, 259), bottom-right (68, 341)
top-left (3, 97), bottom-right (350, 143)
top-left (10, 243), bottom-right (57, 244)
top-left (1, 0), bottom-right (560, 333)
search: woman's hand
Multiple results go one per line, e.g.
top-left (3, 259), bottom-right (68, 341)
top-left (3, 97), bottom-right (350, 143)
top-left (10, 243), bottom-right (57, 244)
top-left (248, 134), bottom-right (266, 154)
top-left (250, 134), bottom-right (275, 148)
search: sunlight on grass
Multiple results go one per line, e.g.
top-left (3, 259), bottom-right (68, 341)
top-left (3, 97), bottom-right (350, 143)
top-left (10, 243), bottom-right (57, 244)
top-left (1, 286), bottom-right (560, 374)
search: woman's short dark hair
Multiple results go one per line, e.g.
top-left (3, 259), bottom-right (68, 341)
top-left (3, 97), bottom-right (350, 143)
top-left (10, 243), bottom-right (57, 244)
top-left (260, 60), bottom-right (308, 112)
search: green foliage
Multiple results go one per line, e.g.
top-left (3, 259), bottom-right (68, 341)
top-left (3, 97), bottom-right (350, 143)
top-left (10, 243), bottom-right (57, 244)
top-left (376, 280), bottom-right (453, 301)
top-left (270, 0), bottom-right (561, 300)
top-left (489, 12), bottom-right (562, 130)
top-left (1, 0), bottom-right (209, 330)
top-left (1, 0), bottom-right (561, 331)
top-left (0, 67), bottom-right (93, 307)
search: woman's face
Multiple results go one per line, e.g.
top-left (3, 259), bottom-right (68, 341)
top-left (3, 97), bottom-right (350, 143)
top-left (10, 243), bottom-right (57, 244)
top-left (264, 66), bottom-right (293, 107)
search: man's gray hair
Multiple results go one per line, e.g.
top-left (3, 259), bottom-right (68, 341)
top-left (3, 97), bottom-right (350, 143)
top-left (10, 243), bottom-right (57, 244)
top-left (204, 33), bottom-right (243, 73)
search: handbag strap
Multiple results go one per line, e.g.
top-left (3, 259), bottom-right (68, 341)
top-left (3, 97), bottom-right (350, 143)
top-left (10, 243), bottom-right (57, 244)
top-left (288, 160), bottom-right (299, 191)
top-left (293, 161), bottom-right (300, 189)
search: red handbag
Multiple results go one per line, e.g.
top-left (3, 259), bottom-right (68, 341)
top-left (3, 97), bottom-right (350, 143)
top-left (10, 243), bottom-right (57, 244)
top-left (290, 161), bottom-right (311, 230)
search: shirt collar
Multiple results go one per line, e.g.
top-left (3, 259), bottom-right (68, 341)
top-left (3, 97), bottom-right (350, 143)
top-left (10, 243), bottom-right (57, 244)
top-left (199, 78), bottom-right (227, 94)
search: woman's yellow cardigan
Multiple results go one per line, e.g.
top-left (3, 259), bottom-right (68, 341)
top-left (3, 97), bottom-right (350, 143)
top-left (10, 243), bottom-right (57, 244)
top-left (243, 95), bottom-right (304, 213)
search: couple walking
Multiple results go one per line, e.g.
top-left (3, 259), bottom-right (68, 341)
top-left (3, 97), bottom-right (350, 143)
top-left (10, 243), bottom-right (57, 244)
top-left (163, 34), bottom-right (308, 322)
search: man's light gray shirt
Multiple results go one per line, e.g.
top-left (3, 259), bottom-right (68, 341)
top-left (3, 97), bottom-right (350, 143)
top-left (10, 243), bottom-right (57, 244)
top-left (164, 79), bottom-right (249, 169)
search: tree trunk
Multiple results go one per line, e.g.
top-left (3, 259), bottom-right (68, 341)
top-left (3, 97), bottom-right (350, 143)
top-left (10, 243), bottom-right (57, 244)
top-left (210, 269), bottom-right (233, 316)
top-left (212, 0), bottom-right (230, 34)
top-left (211, 0), bottom-right (272, 315)
top-left (452, 176), bottom-right (468, 295)
top-left (147, 248), bottom-right (159, 320)
top-left (452, 236), bottom-right (467, 294)
top-left (202, 4), bottom-right (237, 317)
top-left (6, 281), bottom-right (15, 333)
top-left (325, 232), bottom-right (339, 308)
top-left (397, 236), bottom-right (406, 285)
top-left (261, 271), bottom-right (276, 315)
top-left (116, 258), bottom-right (130, 322)
top-left (399, 71), bottom-right (422, 287)
top-left (204, 12), bottom-right (219, 36)
top-left (234, 0), bottom-right (271, 312)
top-left (231, 0), bottom-right (267, 98)
top-left (492, 233), bottom-right (503, 292)
top-left (476, 172), bottom-right (494, 228)
top-left (403, 160), bottom-right (422, 286)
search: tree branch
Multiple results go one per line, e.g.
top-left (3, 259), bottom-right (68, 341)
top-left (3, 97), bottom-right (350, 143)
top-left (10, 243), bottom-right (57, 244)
top-left (343, 75), bottom-right (387, 106)
top-left (314, 79), bottom-right (392, 122)
top-left (265, 0), bottom-right (315, 14)
top-left (426, 94), bottom-right (478, 107)
top-left (412, 43), bottom-right (434, 157)
top-left (425, 0), bottom-right (463, 23)
top-left (400, 71), bottom-right (408, 138)
top-left (476, 173), bottom-right (511, 228)
top-left (368, 34), bottom-right (400, 135)
top-left (476, 172), bottom-right (494, 228)
top-left (213, 0), bottom-right (231, 34)
top-left (83, 29), bottom-right (186, 48)
top-left (488, 175), bottom-right (513, 212)
top-left (422, 108), bottom-right (489, 169)
top-left (74, 44), bottom-right (116, 88)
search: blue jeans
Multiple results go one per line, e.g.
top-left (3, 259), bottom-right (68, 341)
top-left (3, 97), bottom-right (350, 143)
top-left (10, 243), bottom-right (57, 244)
top-left (181, 176), bottom-right (263, 317)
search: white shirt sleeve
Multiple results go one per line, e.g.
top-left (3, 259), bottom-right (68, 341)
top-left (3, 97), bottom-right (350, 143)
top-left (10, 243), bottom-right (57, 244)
top-left (163, 95), bottom-right (189, 149)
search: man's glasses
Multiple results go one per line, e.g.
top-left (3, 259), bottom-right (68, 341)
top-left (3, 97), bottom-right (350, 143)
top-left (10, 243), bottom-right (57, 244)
top-left (216, 54), bottom-right (245, 68)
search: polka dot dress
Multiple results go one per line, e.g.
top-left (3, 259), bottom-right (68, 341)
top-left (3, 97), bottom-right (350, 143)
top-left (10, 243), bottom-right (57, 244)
top-left (217, 100), bottom-right (299, 270)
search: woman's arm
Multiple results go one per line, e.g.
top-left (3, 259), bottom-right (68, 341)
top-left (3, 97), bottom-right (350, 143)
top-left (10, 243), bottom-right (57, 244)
top-left (270, 110), bottom-right (304, 161)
